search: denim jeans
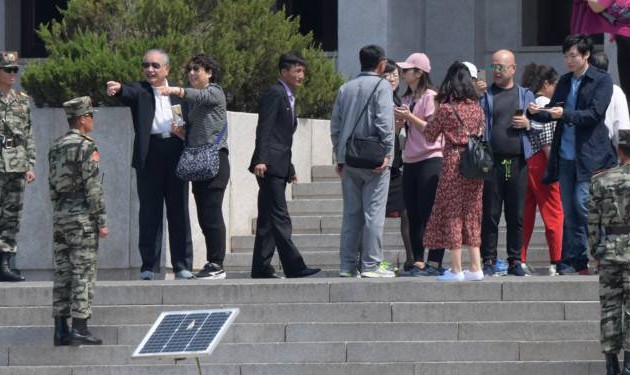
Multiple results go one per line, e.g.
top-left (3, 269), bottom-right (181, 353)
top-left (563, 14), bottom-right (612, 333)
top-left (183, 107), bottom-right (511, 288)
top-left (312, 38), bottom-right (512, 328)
top-left (557, 158), bottom-right (590, 270)
top-left (339, 165), bottom-right (390, 272)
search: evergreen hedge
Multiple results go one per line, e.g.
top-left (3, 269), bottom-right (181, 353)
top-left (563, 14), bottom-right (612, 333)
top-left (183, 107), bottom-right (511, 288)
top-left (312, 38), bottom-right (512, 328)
top-left (21, 0), bottom-right (343, 119)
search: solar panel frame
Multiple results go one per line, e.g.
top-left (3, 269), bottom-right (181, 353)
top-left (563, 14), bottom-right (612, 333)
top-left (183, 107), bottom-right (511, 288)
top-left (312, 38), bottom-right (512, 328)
top-left (132, 308), bottom-right (240, 359)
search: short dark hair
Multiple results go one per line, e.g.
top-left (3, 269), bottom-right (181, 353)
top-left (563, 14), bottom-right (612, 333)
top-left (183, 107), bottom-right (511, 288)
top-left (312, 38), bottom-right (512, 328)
top-left (435, 61), bottom-right (478, 103)
top-left (187, 54), bottom-right (221, 83)
top-left (359, 45), bottom-right (385, 72)
top-left (619, 144), bottom-right (630, 157)
top-left (521, 63), bottom-right (559, 93)
top-left (589, 51), bottom-right (609, 72)
top-left (278, 52), bottom-right (307, 72)
top-left (562, 34), bottom-right (593, 56)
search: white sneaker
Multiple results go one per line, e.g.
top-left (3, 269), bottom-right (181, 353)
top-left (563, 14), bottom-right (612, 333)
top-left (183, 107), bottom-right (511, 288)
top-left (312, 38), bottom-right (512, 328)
top-left (361, 267), bottom-right (396, 278)
top-left (548, 264), bottom-right (558, 276)
top-left (437, 269), bottom-right (464, 282)
top-left (463, 269), bottom-right (484, 281)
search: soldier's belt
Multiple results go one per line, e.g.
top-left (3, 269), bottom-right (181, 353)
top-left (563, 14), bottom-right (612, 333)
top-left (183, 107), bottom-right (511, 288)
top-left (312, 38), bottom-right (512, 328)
top-left (606, 226), bottom-right (630, 235)
top-left (57, 192), bottom-right (85, 199)
top-left (0, 134), bottom-right (22, 149)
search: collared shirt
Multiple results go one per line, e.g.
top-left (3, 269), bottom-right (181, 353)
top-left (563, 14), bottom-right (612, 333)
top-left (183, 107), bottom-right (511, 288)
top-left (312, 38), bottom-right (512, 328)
top-left (150, 81), bottom-right (174, 134)
top-left (560, 74), bottom-right (583, 160)
top-left (279, 79), bottom-right (295, 121)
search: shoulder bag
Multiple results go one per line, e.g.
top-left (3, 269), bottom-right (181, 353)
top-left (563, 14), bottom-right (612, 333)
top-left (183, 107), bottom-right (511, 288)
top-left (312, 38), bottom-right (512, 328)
top-left (175, 122), bottom-right (227, 181)
top-left (345, 78), bottom-right (387, 169)
top-left (449, 103), bottom-right (493, 180)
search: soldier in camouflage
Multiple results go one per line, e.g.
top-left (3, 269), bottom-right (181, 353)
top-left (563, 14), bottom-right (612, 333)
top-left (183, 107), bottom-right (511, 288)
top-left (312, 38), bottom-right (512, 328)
top-left (0, 51), bottom-right (35, 282)
top-left (49, 96), bottom-right (108, 346)
top-left (589, 129), bottom-right (630, 375)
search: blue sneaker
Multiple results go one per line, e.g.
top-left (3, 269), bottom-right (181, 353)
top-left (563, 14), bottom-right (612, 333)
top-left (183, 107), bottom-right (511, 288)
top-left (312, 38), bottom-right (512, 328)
top-left (495, 258), bottom-right (508, 276)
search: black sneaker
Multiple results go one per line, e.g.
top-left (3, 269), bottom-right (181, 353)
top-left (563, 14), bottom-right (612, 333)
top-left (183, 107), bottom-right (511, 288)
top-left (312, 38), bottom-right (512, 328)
top-left (507, 260), bottom-right (529, 277)
top-left (482, 259), bottom-right (495, 277)
top-left (195, 263), bottom-right (226, 280)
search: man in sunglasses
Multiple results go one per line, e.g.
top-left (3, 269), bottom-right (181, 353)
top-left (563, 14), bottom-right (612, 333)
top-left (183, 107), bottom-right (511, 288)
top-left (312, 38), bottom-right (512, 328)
top-left (0, 51), bottom-right (35, 282)
top-left (106, 49), bottom-right (194, 280)
top-left (479, 49), bottom-right (536, 278)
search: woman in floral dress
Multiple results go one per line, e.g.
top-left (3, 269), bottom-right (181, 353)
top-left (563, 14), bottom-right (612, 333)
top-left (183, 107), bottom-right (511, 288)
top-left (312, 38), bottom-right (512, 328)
top-left (422, 61), bottom-right (486, 282)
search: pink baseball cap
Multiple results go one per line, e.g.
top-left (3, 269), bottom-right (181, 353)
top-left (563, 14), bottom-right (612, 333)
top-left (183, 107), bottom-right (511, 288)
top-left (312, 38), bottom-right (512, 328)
top-left (397, 53), bottom-right (431, 73)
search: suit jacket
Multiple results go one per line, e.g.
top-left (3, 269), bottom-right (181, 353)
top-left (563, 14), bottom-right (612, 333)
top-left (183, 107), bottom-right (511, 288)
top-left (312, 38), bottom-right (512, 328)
top-left (530, 65), bottom-right (617, 183)
top-left (116, 81), bottom-right (185, 169)
top-left (249, 82), bottom-right (297, 179)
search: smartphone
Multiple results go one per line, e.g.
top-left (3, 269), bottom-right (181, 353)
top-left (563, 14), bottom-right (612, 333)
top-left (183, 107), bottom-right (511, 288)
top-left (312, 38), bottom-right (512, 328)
top-left (514, 108), bottom-right (524, 116)
top-left (544, 101), bottom-right (564, 109)
top-left (477, 69), bottom-right (486, 82)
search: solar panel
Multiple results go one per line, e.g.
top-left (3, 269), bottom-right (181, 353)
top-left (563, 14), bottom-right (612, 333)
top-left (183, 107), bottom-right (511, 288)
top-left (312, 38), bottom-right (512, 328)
top-left (132, 308), bottom-right (239, 359)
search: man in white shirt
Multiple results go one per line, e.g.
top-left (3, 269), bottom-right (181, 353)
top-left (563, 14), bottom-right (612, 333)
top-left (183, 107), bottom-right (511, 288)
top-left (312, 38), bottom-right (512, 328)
top-left (106, 49), bottom-right (194, 280)
top-left (589, 51), bottom-right (630, 147)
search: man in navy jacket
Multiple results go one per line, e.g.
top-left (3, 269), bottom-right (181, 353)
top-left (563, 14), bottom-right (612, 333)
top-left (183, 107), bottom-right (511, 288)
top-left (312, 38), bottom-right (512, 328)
top-left (529, 34), bottom-right (617, 275)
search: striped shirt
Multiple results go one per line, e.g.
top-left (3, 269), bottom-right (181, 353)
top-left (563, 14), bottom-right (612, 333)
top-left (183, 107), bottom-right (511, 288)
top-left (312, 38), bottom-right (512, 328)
top-left (183, 83), bottom-right (228, 149)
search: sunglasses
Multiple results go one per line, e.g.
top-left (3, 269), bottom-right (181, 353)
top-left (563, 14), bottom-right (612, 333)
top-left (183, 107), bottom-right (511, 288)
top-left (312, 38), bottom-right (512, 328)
top-left (1, 67), bottom-right (19, 74)
top-left (186, 65), bottom-right (203, 72)
top-left (141, 62), bottom-right (162, 69)
top-left (488, 64), bottom-right (514, 72)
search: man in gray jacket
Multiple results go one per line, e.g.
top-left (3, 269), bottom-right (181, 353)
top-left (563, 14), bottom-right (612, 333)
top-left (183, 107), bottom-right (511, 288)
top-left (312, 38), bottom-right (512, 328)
top-left (330, 45), bottom-right (395, 278)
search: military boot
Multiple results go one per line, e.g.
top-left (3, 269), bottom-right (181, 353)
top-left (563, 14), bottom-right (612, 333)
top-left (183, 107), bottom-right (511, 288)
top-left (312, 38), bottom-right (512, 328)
top-left (0, 253), bottom-right (25, 282)
top-left (607, 352), bottom-right (621, 375)
top-left (70, 318), bottom-right (102, 346)
top-left (622, 351), bottom-right (630, 375)
top-left (8, 253), bottom-right (21, 276)
top-left (53, 317), bottom-right (71, 346)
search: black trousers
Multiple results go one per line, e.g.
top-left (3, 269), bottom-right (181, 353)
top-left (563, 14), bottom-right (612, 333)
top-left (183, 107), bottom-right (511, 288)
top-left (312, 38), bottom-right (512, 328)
top-left (192, 149), bottom-right (230, 267)
top-left (402, 157), bottom-right (445, 263)
top-left (136, 137), bottom-right (193, 273)
top-left (480, 155), bottom-right (527, 262)
top-left (251, 174), bottom-right (306, 277)
top-left (617, 35), bottom-right (630, 108)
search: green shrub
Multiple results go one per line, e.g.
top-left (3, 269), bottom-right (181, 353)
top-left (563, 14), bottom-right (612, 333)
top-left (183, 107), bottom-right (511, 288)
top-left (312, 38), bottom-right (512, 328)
top-left (20, 0), bottom-right (342, 119)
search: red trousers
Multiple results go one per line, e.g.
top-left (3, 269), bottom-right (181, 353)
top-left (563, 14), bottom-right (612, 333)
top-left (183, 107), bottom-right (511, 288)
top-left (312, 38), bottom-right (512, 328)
top-left (521, 151), bottom-right (563, 263)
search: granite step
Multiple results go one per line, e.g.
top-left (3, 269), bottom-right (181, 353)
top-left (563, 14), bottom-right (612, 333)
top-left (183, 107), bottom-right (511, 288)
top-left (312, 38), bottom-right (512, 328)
top-left (0, 361), bottom-right (608, 375)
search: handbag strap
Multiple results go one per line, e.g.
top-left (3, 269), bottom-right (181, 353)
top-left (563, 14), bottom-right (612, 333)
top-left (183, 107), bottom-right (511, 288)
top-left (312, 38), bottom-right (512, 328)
top-left (448, 102), bottom-right (470, 137)
top-left (348, 77), bottom-right (385, 138)
top-left (214, 121), bottom-right (227, 144)
top-left (185, 121), bottom-right (227, 146)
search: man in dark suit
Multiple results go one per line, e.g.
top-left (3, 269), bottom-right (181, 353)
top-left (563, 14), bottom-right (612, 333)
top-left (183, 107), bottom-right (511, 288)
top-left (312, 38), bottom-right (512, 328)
top-left (248, 52), bottom-right (320, 279)
top-left (528, 34), bottom-right (617, 275)
top-left (106, 49), bottom-right (193, 280)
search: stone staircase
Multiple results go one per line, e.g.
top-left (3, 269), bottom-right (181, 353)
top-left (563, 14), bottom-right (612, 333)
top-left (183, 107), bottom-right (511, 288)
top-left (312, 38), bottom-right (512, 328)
top-left (0, 277), bottom-right (604, 374)
top-left (0, 165), bottom-right (604, 374)
top-left (226, 165), bottom-right (556, 276)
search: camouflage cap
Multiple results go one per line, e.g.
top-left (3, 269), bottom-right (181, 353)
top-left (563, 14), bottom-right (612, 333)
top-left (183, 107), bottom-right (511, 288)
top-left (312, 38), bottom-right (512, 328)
top-left (619, 130), bottom-right (630, 146)
top-left (62, 96), bottom-right (94, 119)
top-left (0, 51), bottom-right (19, 67)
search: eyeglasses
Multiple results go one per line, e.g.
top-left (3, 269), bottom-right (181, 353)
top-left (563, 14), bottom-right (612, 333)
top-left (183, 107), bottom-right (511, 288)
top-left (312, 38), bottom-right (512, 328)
top-left (82, 113), bottom-right (94, 119)
top-left (1, 67), bottom-right (19, 74)
top-left (383, 72), bottom-right (399, 80)
top-left (186, 65), bottom-right (203, 72)
top-left (141, 62), bottom-right (162, 69)
top-left (488, 64), bottom-right (514, 72)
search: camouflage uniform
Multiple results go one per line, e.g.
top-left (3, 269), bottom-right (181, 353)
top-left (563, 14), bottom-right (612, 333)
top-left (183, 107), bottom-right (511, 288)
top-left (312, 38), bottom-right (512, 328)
top-left (0, 51), bottom-right (35, 256)
top-left (588, 130), bottom-right (630, 355)
top-left (49, 97), bottom-right (106, 319)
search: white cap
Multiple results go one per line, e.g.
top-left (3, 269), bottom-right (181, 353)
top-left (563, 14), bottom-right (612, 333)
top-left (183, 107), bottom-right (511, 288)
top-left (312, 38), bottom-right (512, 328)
top-left (462, 61), bottom-right (478, 79)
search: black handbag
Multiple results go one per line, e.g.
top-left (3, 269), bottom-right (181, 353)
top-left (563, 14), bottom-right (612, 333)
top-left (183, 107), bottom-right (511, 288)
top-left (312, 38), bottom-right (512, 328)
top-left (175, 122), bottom-right (227, 181)
top-left (345, 78), bottom-right (387, 169)
top-left (450, 103), bottom-right (493, 180)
